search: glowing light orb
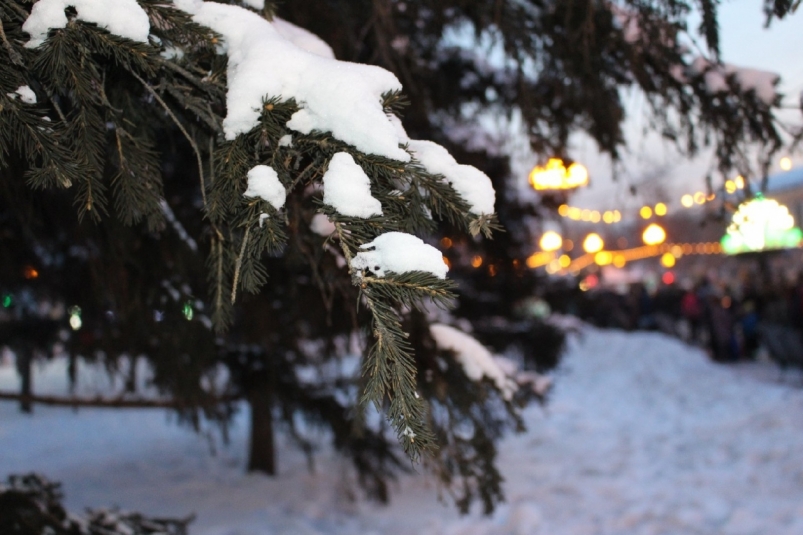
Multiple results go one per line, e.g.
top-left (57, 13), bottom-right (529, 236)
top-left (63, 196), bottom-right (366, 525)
top-left (780, 157), bottom-right (793, 171)
top-left (529, 158), bottom-right (589, 191)
top-left (642, 223), bottom-right (667, 246)
top-left (539, 230), bottom-right (563, 252)
top-left (583, 233), bottom-right (604, 254)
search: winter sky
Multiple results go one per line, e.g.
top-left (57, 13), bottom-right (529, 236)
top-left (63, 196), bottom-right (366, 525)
top-left (564, 1), bottom-right (803, 214)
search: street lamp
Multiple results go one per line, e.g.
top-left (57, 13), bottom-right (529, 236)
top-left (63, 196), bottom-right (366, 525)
top-left (529, 158), bottom-right (589, 191)
top-left (642, 223), bottom-right (666, 246)
top-left (539, 230), bottom-right (563, 252)
top-left (582, 233), bottom-right (604, 254)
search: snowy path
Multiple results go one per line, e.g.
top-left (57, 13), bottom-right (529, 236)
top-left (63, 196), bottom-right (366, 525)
top-left (2, 328), bottom-right (803, 534)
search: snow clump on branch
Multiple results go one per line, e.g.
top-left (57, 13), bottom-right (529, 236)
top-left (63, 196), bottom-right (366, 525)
top-left (173, 0), bottom-right (411, 161)
top-left (350, 232), bottom-right (448, 280)
top-left (23, 0), bottom-right (151, 48)
top-left (323, 153), bottom-right (383, 218)
top-left (429, 323), bottom-right (518, 400)
top-left (243, 165), bottom-right (286, 210)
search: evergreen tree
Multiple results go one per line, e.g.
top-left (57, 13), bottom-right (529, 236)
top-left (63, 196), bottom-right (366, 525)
top-left (0, 0), bottom-right (799, 513)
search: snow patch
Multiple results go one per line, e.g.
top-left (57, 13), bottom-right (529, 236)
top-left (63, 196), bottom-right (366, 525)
top-left (173, 1), bottom-right (410, 162)
top-left (322, 153), bottom-right (383, 218)
top-left (408, 139), bottom-right (495, 216)
top-left (310, 214), bottom-right (335, 236)
top-left (23, 0), bottom-right (150, 48)
top-left (243, 165), bottom-right (286, 210)
top-left (6, 85), bottom-right (37, 104)
top-left (350, 232), bottom-right (448, 279)
top-left (429, 323), bottom-right (517, 400)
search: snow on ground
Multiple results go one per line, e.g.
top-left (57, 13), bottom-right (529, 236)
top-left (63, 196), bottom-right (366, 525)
top-left (2, 328), bottom-right (803, 534)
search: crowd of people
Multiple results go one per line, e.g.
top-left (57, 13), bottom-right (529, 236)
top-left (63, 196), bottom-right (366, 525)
top-left (547, 259), bottom-right (803, 368)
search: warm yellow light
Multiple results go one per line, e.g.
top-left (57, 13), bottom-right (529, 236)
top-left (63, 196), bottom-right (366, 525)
top-left (559, 254), bottom-right (571, 268)
top-left (706, 193), bottom-right (716, 201)
top-left (471, 255), bottom-right (483, 268)
top-left (581, 209), bottom-right (591, 221)
top-left (583, 233), bottom-right (604, 254)
top-left (735, 175), bottom-right (745, 189)
top-left (670, 245), bottom-right (683, 258)
top-left (681, 194), bottom-right (694, 208)
top-left (613, 210), bottom-right (622, 222)
top-left (529, 158), bottom-right (589, 191)
top-left (693, 192), bottom-right (706, 205)
top-left (654, 203), bottom-right (667, 216)
top-left (558, 204), bottom-right (569, 217)
top-left (725, 180), bottom-right (736, 194)
top-left (642, 223), bottom-right (667, 246)
top-left (660, 252), bottom-right (676, 268)
top-left (640, 206), bottom-right (653, 219)
top-left (539, 230), bottom-right (563, 252)
top-left (603, 211), bottom-right (613, 224)
top-left (780, 157), bottom-right (793, 171)
top-left (594, 251), bottom-right (613, 266)
top-left (613, 254), bottom-right (626, 268)
top-left (590, 211), bottom-right (601, 223)
top-left (545, 260), bottom-right (562, 274)
top-left (568, 207), bottom-right (582, 220)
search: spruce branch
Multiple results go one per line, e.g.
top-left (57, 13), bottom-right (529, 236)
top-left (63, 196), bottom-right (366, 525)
top-left (131, 71), bottom-right (208, 211)
top-left (231, 225), bottom-right (250, 304)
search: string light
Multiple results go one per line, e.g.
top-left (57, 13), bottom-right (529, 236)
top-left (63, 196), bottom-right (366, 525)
top-left (539, 230), bottom-right (563, 252)
top-left (780, 157), bottom-right (793, 171)
top-left (639, 206), bottom-right (653, 219)
top-left (583, 233), bottom-right (604, 254)
top-left (529, 158), bottom-right (589, 190)
top-left (681, 194), bottom-right (694, 208)
top-left (654, 203), bottom-right (667, 216)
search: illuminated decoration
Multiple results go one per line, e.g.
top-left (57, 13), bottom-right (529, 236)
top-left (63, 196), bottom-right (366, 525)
top-left (182, 301), bottom-right (194, 321)
top-left (681, 194), bottom-right (694, 208)
top-left (654, 203), bottom-right (667, 216)
top-left (642, 223), bottom-right (667, 246)
top-left (780, 156), bottom-right (793, 171)
top-left (660, 252), bottom-right (676, 268)
top-left (662, 271), bottom-right (675, 285)
top-left (559, 254), bottom-right (571, 268)
top-left (2, 293), bottom-right (12, 308)
top-left (720, 196), bottom-right (803, 255)
top-left (640, 206), bottom-right (652, 219)
top-left (529, 158), bottom-right (589, 191)
top-left (594, 251), bottom-right (613, 266)
top-left (693, 192), bottom-right (706, 204)
top-left (558, 205), bottom-right (620, 224)
top-left (539, 230), bottom-right (563, 251)
top-left (471, 255), bottom-right (483, 268)
top-left (526, 251), bottom-right (554, 269)
top-left (582, 233), bottom-right (604, 254)
top-left (564, 239), bottom-right (574, 251)
top-left (734, 175), bottom-right (745, 189)
top-left (488, 264), bottom-right (498, 277)
top-left (440, 237), bottom-right (453, 248)
top-left (725, 180), bottom-right (737, 194)
top-left (442, 256), bottom-right (451, 268)
top-left (613, 254), bottom-right (626, 268)
top-left (23, 265), bottom-right (39, 279)
top-left (68, 306), bottom-right (82, 331)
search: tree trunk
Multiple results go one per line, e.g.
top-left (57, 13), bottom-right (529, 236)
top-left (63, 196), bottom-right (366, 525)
top-left (16, 349), bottom-right (32, 413)
top-left (247, 387), bottom-right (275, 475)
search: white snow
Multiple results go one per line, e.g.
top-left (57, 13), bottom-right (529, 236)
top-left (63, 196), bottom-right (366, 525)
top-left (310, 213), bottom-right (335, 236)
top-left (322, 153), bottom-right (383, 218)
top-left (408, 139), bottom-right (496, 216)
top-left (278, 134), bottom-right (293, 147)
top-left (429, 323), bottom-right (518, 400)
top-left (3, 328), bottom-right (803, 533)
top-left (23, 0), bottom-right (150, 48)
top-left (272, 17), bottom-right (335, 60)
top-left (173, 1), bottom-right (410, 162)
top-left (6, 85), bottom-right (37, 104)
top-left (350, 232), bottom-right (448, 279)
top-left (243, 165), bottom-right (286, 210)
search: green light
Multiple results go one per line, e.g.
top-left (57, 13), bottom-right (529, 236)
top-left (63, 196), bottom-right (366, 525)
top-left (2, 294), bottom-right (12, 308)
top-left (182, 301), bottom-right (194, 321)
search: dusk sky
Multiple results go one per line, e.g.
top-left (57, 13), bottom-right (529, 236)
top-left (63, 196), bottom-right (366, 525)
top-left (561, 1), bottom-right (803, 216)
